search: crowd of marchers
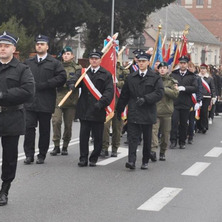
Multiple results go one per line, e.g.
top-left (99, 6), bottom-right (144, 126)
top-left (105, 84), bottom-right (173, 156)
top-left (0, 30), bottom-right (221, 206)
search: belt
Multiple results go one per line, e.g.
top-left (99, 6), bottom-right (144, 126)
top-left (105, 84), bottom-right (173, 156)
top-left (0, 104), bottom-right (24, 113)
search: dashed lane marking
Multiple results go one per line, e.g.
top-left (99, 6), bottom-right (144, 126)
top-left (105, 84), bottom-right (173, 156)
top-left (137, 187), bottom-right (182, 211)
top-left (181, 162), bottom-right (211, 176)
top-left (204, 147), bottom-right (222, 157)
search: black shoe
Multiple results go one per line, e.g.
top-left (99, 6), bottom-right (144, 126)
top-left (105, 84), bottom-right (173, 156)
top-left (89, 162), bottom-right (96, 167)
top-left (150, 151), bottom-right (157, 162)
top-left (24, 157), bottom-right (34, 165)
top-left (125, 162), bottom-right (135, 170)
top-left (0, 193), bottom-right (8, 206)
top-left (50, 146), bottom-right (60, 156)
top-left (78, 161), bottom-right (88, 167)
top-left (188, 139), bottom-right (193, 144)
top-left (159, 153), bottom-right (166, 161)
top-left (61, 147), bottom-right (68, 155)
top-left (36, 158), bottom-right (44, 164)
top-left (100, 150), bottom-right (109, 158)
top-left (179, 144), bottom-right (186, 149)
top-left (111, 151), bottom-right (117, 157)
top-left (170, 142), bottom-right (177, 149)
top-left (141, 163), bottom-right (148, 170)
top-left (202, 128), bottom-right (207, 134)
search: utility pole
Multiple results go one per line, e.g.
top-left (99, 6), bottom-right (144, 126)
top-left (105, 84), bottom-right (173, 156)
top-left (111, 0), bottom-right (115, 36)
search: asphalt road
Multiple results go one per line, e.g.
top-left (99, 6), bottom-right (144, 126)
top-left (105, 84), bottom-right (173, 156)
top-left (1, 116), bottom-right (222, 222)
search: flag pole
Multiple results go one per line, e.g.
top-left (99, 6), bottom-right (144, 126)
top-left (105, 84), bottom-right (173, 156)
top-left (180, 25), bottom-right (189, 56)
top-left (150, 24), bottom-right (162, 68)
top-left (58, 32), bottom-right (119, 108)
top-left (172, 32), bottom-right (181, 69)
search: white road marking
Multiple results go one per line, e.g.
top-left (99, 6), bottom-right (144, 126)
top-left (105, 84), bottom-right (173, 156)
top-left (137, 187), bottom-right (182, 211)
top-left (181, 162), bottom-right (211, 176)
top-left (204, 147), bottom-right (222, 157)
top-left (97, 147), bottom-right (128, 165)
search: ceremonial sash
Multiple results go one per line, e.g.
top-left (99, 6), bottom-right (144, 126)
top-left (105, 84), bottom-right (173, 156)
top-left (191, 93), bottom-right (200, 120)
top-left (195, 108), bottom-right (200, 120)
top-left (132, 64), bottom-right (139, 71)
top-left (191, 93), bottom-right (197, 104)
top-left (201, 78), bottom-right (211, 94)
top-left (81, 69), bottom-right (112, 115)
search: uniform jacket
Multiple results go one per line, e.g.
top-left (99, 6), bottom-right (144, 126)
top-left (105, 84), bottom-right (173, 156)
top-left (157, 73), bottom-right (179, 117)
top-left (211, 72), bottom-right (221, 97)
top-left (24, 54), bottom-right (66, 113)
top-left (116, 68), bottom-right (164, 125)
top-left (171, 69), bottom-right (198, 109)
top-left (198, 73), bottom-right (216, 98)
top-left (56, 60), bottom-right (82, 108)
top-left (0, 57), bottom-right (35, 136)
top-left (67, 66), bottom-right (114, 122)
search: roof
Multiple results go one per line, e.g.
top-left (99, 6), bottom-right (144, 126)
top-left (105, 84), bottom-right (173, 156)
top-left (147, 3), bottom-right (221, 46)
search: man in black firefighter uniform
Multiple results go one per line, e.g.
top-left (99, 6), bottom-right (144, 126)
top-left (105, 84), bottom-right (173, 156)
top-left (23, 34), bottom-right (66, 164)
top-left (116, 52), bottom-right (164, 170)
top-left (0, 31), bottom-right (35, 205)
top-left (170, 56), bottom-right (198, 149)
top-left (67, 49), bottom-right (114, 167)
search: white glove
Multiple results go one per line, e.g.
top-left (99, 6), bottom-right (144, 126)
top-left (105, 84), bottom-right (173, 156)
top-left (194, 103), bottom-right (200, 111)
top-left (199, 101), bottom-right (202, 107)
top-left (178, 86), bottom-right (185, 91)
top-left (212, 97), bottom-right (217, 105)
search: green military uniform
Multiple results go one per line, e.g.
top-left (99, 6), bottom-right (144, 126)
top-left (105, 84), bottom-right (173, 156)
top-left (102, 62), bottom-right (129, 157)
top-left (52, 60), bottom-right (82, 153)
top-left (151, 73), bottom-right (179, 159)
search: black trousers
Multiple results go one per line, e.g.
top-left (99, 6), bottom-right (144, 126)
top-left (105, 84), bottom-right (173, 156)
top-left (24, 111), bottom-right (52, 159)
top-left (79, 120), bottom-right (104, 163)
top-left (1, 135), bottom-right (19, 183)
top-left (197, 98), bottom-right (211, 131)
top-left (127, 122), bottom-right (152, 164)
top-left (187, 110), bottom-right (195, 140)
top-left (170, 108), bottom-right (190, 145)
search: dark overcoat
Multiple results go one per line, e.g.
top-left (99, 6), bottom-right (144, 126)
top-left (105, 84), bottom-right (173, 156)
top-left (0, 57), bottom-right (35, 136)
top-left (117, 69), bottom-right (164, 125)
top-left (25, 54), bottom-right (66, 113)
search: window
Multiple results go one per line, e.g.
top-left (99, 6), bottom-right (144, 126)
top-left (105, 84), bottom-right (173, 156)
top-left (176, 0), bottom-right (182, 4)
top-left (196, 0), bottom-right (204, 5)
top-left (185, 0), bottom-right (192, 4)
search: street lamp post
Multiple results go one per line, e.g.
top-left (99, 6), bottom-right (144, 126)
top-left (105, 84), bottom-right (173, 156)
top-left (111, 0), bottom-right (115, 36)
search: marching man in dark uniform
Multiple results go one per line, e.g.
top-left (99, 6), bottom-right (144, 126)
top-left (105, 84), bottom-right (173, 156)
top-left (0, 31), bottom-right (35, 205)
top-left (23, 34), bottom-right (66, 164)
top-left (197, 63), bottom-right (216, 133)
top-left (116, 52), bottom-right (164, 170)
top-left (67, 49), bottom-right (114, 167)
top-left (170, 56), bottom-right (198, 149)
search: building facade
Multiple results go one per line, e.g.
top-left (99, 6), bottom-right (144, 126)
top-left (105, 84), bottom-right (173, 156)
top-left (176, 0), bottom-right (222, 64)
